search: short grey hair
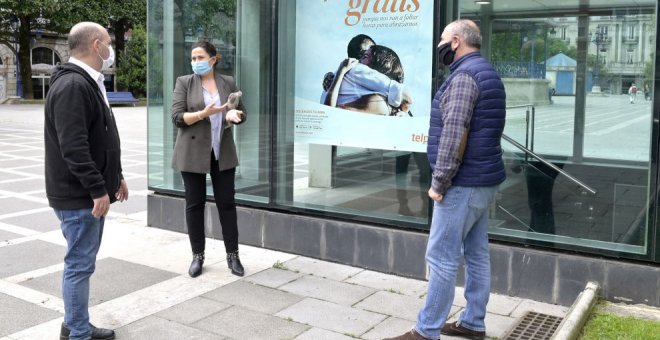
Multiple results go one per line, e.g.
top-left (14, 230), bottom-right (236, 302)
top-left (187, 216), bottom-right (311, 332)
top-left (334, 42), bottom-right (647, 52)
top-left (68, 22), bottom-right (105, 53)
top-left (448, 19), bottom-right (482, 49)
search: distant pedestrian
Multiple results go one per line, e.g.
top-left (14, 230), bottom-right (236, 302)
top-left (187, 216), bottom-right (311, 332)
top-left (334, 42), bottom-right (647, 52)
top-left (644, 84), bottom-right (651, 101)
top-left (629, 83), bottom-right (638, 104)
top-left (45, 21), bottom-right (124, 340)
top-left (385, 19), bottom-right (506, 340)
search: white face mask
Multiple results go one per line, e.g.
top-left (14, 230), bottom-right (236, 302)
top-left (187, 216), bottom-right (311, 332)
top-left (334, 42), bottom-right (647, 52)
top-left (98, 41), bottom-right (115, 71)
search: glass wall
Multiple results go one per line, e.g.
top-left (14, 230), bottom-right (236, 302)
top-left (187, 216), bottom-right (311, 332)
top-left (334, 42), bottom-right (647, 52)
top-left (273, 0), bottom-right (437, 226)
top-left (147, 0), bottom-right (659, 262)
top-left (147, 0), bottom-right (271, 203)
top-left (460, 0), bottom-right (658, 257)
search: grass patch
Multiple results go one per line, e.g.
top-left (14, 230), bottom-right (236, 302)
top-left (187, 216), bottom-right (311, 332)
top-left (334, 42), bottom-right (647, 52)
top-left (579, 310), bottom-right (660, 340)
top-left (272, 260), bottom-right (288, 270)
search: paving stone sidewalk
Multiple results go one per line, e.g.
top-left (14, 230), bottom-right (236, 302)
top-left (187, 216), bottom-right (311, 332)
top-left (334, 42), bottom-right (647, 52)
top-left (0, 214), bottom-right (569, 340)
top-left (0, 105), bottom-right (568, 339)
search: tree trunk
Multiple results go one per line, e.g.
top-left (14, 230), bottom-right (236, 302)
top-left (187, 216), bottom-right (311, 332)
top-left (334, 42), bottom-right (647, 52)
top-left (18, 16), bottom-right (34, 100)
top-left (113, 19), bottom-right (127, 91)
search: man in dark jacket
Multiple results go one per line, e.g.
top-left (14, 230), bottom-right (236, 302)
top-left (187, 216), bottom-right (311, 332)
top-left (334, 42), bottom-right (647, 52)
top-left (45, 21), bottom-right (127, 340)
top-left (386, 19), bottom-right (505, 340)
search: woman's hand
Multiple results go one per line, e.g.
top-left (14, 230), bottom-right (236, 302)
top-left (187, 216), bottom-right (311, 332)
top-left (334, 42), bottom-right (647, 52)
top-left (203, 102), bottom-right (228, 117)
top-left (225, 109), bottom-right (244, 124)
top-left (183, 102), bottom-right (229, 126)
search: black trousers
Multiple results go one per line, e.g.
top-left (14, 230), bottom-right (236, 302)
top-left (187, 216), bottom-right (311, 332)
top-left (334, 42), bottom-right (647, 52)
top-left (181, 157), bottom-right (238, 255)
top-left (524, 162), bottom-right (562, 235)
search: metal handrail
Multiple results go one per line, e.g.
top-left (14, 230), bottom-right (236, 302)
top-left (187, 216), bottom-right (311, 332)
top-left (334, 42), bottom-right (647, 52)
top-left (502, 134), bottom-right (598, 195)
top-left (506, 104), bottom-right (536, 156)
top-left (506, 104), bottom-right (534, 109)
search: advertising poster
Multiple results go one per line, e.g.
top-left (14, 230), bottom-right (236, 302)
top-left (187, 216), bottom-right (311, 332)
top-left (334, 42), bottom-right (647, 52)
top-left (294, 0), bottom-right (434, 152)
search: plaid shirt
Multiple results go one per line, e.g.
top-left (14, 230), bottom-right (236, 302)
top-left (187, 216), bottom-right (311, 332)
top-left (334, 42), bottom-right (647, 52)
top-left (431, 72), bottom-right (479, 194)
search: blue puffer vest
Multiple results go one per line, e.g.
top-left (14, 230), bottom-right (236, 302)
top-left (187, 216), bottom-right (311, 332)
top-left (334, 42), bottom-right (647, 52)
top-left (427, 51), bottom-right (506, 187)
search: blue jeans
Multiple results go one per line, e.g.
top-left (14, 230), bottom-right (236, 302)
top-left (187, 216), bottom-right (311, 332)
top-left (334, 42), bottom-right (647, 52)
top-left (415, 185), bottom-right (498, 339)
top-left (55, 208), bottom-right (105, 340)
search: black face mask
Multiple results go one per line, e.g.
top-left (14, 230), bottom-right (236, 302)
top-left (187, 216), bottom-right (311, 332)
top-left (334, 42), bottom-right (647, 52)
top-left (437, 42), bottom-right (456, 66)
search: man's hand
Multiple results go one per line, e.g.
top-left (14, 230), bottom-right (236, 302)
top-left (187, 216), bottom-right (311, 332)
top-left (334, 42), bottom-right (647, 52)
top-left (92, 194), bottom-right (110, 218)
top-left (428, 188), bottom-right (444, 202)
top-left (116, 179), bottom-right (129, 202)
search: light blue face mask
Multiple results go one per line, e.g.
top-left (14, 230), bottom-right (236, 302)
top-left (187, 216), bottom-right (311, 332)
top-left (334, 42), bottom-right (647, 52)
top-left (191, 60), bottom-right (212, 75)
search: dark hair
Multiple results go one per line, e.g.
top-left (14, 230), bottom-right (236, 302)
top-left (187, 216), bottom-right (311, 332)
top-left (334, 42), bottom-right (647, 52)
top-left (367, 45), bottom-right (404, 83)
top-left (192, 41), bottom-right (218, 66)
top-left (347, 34), bottom-right (375, 59)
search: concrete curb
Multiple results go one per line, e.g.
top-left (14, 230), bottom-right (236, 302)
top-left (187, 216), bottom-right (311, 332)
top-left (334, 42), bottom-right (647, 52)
top-left (551, 281), bottom-right (600, 340)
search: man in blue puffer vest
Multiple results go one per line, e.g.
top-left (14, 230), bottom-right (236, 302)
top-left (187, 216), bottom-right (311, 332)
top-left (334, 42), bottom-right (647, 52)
top-left (385, 19), bottom-right (506, 340)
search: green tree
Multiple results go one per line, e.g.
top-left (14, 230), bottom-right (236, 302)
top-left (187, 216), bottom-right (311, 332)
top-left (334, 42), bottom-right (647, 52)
top-left (491, 31), bottom-right (523, 62)
top-left (644, 52), bottom-right (654, 87)
top-left (117, 26), bottom-right (146, 97)
top-left (96, 0), bottom-right (147, 70)
top-left (491, 31), bottom-right (576, 64)
top-left (184, 0), bottom-right (237, 44)
top-left (0, 0), bottom-right (146, 99)
top-left (0, 0), bottom-right (91, 99)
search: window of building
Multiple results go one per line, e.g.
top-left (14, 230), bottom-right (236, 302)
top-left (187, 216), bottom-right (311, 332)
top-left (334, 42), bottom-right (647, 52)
top-left (31, 47), bottom-right (61, 66)
top-left (628, 24), bottom-right (636, 39)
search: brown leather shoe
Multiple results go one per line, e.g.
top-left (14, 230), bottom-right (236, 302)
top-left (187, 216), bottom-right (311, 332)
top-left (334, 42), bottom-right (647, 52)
top-left (441, 321), bottom-right (485, 339)
top-left (382, 328), bottom-right (430, 340)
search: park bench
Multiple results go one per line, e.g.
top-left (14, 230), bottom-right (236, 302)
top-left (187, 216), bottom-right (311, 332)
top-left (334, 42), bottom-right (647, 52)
top-left (107, 91), bottom-right (139, 106)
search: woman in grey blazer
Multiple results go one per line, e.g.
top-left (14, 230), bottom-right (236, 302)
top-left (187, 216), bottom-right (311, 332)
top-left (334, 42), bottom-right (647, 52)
top-left (171, 41), bottom-right (246, 277)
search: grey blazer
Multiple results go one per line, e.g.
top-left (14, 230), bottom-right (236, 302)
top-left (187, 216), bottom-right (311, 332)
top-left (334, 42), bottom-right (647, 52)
top-left (171, 73), bottom-right (246, 174)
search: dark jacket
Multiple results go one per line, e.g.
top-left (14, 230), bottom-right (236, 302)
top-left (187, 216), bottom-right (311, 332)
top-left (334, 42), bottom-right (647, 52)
top-left (171, 73), bottom-right (246, 173)
top-left (427, 51), bottom-right (506, 187)
top-left (44, 63), bottom-right (123, 210)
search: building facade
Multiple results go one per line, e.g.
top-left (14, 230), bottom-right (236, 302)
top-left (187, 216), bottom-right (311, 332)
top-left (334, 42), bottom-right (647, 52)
top-left (0, 31), bottom-right (118, 101)
top-left (147, 0), bottom-right (660, 307)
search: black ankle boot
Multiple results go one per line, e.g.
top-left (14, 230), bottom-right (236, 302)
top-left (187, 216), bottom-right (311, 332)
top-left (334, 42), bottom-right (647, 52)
top-left (227, 251), bottom-right (244, 276)
top-left (188, 252), bottom-right (204, 278)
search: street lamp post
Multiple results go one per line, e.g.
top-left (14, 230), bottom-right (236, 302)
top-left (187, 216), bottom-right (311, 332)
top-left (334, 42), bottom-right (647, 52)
top-left (591, 28), bottom-right (607, 93)
top-left (196, 25), bottom-right (204, 41)
top-left (529, 30), bottom-right (536, 78)
top-left (35, 9), bottom-right (50, 40)
top-left (10, 15), bottom-right (21, 98)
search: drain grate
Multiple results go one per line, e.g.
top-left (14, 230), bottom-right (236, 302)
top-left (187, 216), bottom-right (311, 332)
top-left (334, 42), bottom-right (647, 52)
top-left (501, 311), bottom-right (564, 340)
